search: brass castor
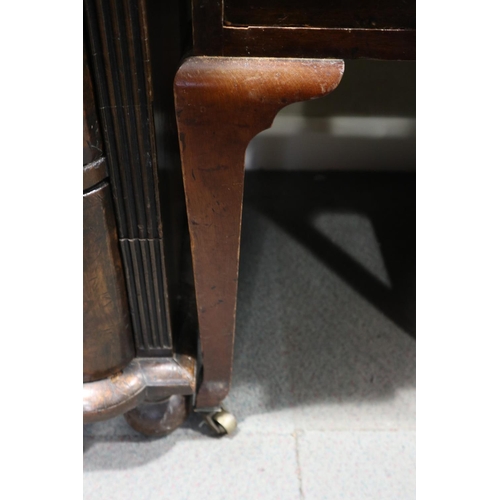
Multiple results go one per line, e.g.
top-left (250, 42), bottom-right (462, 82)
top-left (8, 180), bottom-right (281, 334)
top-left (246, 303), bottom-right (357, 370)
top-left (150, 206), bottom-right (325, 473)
top-left (202, 407), bottom-right (237, 436)
top-left (124, 395), bottom-right (189, 437)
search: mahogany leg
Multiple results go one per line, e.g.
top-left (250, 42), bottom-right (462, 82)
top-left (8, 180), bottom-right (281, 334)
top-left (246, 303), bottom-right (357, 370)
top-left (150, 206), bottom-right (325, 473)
top-left (174, 57), bottom-right (344, 409)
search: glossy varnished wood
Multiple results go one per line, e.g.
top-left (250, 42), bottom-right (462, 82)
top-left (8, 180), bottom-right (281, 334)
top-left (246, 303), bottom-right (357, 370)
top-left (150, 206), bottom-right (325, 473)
top-left (83, 157), bottom-right (108, 191)
top-left (84, 355), bottom-right (196, 422)
top-left (84, 0), bottom-right (175, 356)
top-left (174, 57), bottom-right (344, 408)
top-left (84, 39), bottom-right (135, 382)
top-left (191, 0), bottom-right (416, 60)
top-left (84, 0), bottom-right (162, 239)
top-left (224, 0), bottom-right (415, 29)
top-left (83, 181), bottom-right (135, 382)
top-left (223, 27), bottom-right (415, 60)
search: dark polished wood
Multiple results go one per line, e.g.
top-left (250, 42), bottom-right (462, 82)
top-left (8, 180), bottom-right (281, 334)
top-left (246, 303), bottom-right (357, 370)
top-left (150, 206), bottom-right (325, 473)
top-left (191, 0), bottom-right (416, 60)
top-left (223, 27), bottom-right (415, 60)
top-left (84, 0), bottom-right (162, 240)
top-left (83, 157), bottom-right (108, 191)
top-left (83, 0), bottom-right (415, 432)
top-left (84, 35), bottom-right (134, 383)
top-left (174, 57), bottom-right (344, 409)
top-left (83, 46), bottom-right (103, 165)
top-left (83, 0), bottom-right (200, 434)
top-left (224, 0), bottom-right (415, 29)
top-left (83, 181), bottom-right (135, 382)
top-left (145, 0), bottom-right (197, 357)
top-left (83, 356), bottom-right (196, 423)
top-left (84, 0), bottom-right (175, 356)
top-left (191, 0), bottom-right (223, 56)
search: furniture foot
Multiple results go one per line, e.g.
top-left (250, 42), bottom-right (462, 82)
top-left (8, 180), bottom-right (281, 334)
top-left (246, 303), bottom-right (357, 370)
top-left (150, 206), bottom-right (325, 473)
top-left (124, 395), bottom-right (189, 437)
top-left (174, 57), bottom-right (344, 409)
top-left (198, 406), bottom-right (238, 436)
top-left (83, 356), bottom-right (196, 423)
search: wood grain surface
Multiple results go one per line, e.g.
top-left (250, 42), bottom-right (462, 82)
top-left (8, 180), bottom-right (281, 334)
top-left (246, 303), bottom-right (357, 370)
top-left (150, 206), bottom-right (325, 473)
top-left (83, 181), bottom-right (135, 382)
top-left (222, 26), bottom-right (416, 60)
top-left (84, 0), bottom-right (176, 356)
top-left (191, 0), bottom-right (415, 60)
top-left (174, 57), bottom-right (344, 408)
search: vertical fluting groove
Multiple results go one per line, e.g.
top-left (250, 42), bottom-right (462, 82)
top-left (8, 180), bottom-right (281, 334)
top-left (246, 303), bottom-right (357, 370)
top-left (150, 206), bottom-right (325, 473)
top-left (95, 0), bottom-right (139, 238)
top-left (108, 0), bottom-right (148, 238)
top-left (119, 240), bottom-right (173, 352)
top-left (129, 241), bottom-right (154, 349)
top-left (85, 0), bottom-right (173, 355)
top-left (155, 239), bottom-right (172, 347)
top-left (155, 241), bottom-right (172, 346)
top-left (147, 240), bottom-right (164, 343)
top-left (119, 241), bottom-right (145, 351)
top-left (156, 241), bottom-right (171, 349)
top-left (137, 0), bottom-right (163, 239)
top-left (84, 0), bottom-right (128, 236)
top-left (125, 0), bottom-right (156, 239)
top-left (138, 240), bottom-right (161, 347)
top-left (87, 0), bottom-right (161, 239)
top-left (137, 0), bottom-right (154, 103)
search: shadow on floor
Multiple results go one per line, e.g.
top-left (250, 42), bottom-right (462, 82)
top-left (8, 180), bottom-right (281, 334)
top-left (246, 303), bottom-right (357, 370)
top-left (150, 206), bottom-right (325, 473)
top-left (84, 171), bottom-right (415, 470)
top-left (245, 171), bottom-right (415, 336)
top-left (230, 171), bottom-right (415, 416)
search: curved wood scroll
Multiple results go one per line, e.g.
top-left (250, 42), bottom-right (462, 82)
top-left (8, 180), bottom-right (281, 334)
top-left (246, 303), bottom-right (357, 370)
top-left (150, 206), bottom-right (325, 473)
top-left (83, 355), bottom-right (196, 423)
top-left (174, 57), bottom-right (344, 409)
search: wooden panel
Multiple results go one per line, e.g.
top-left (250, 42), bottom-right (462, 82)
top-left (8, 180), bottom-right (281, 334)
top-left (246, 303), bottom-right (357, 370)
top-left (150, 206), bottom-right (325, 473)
top-left (224, 0), bottom-right (415, 30)
top-left (84, 181), bottom-right (135, 382)
top-left (223, 26), bottom-right (415, 60)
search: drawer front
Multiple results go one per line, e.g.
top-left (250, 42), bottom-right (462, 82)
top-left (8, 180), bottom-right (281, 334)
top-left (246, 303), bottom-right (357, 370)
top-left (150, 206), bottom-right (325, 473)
top-left (224, 0), bottom-right (415, 30)
top-left (192, 0), bottom-right (416, 60)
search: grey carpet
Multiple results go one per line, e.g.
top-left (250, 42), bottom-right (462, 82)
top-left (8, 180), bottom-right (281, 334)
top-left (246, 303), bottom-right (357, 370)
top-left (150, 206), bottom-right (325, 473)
top-left (84, 171), bottom-right (415, 499)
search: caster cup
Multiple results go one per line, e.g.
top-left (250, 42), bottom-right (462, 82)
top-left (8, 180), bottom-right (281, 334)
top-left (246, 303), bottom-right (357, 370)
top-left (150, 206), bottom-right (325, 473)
top-left (202, 407), bottom-right (237, 436)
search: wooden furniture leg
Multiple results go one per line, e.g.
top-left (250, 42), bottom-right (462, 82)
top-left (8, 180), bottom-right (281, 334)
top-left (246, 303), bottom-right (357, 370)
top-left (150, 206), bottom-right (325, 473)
top-left (174, 57), bottom-right (344, 410)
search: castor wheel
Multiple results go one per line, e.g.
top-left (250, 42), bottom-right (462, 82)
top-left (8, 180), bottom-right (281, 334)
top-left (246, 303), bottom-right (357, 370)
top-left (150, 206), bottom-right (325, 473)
top-left (201, 407), bottom-right (237, 436)
top-left (124, 395), bottom-right (189, 437)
